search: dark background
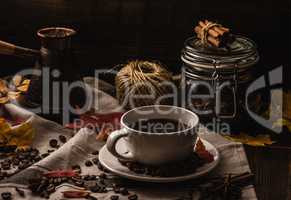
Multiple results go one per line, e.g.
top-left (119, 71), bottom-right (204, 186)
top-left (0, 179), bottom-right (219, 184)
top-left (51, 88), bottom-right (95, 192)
top-left (0, 0), bottom-right (290, 85)
top-left (0, 1), bottom-right (291, 199)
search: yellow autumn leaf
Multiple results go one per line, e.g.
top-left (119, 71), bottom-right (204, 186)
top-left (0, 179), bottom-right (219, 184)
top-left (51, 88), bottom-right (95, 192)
top-left (284, 91), bottom-right (291, 120)
top-left (16, 85), bottom-right (27, 92)
top-left (8, 91), bottom-right (20, 99)
top-left (0, 118), bottom-right (12, 143)
top-left (223, 133), bottom-right (275, 147)
top-left (7, 122), bottom-right (35, 148)
top-left (273, 118), bottom-right (291, 132)
top-left (0, 96), bottom-right (9, 104)
top-left (0, 118), bottom-right (35, 149)
top-left (0, 80), bottom-right (8, 93)
top-left (17, 79), bottom-right (30, 92)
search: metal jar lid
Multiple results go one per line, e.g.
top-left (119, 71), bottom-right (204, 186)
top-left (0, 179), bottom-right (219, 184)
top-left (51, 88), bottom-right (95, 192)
top-left (181, 35), bottom-right (259, 72)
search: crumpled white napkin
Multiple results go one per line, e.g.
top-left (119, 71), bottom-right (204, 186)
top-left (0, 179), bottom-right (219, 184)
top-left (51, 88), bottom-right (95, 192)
top-left (0, 77), bottom-right (257, 200)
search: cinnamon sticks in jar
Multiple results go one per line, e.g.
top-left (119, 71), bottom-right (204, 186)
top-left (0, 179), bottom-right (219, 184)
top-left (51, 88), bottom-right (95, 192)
top-left (194, 20), bottom-right (234, 48)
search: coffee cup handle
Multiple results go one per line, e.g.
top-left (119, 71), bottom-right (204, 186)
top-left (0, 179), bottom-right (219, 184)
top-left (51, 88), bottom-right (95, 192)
top-left (106, 128), bottom-right (134, 161)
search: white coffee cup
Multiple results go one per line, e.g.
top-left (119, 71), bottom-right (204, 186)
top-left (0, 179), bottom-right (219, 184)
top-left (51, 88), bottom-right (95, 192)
top-left (106, 105), bottom-right (199, 165)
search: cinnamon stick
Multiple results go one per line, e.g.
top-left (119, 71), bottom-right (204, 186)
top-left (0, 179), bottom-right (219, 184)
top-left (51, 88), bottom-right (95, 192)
top-left (196, 30), bottom-right (220, 47)
top-left (194, 20), bottom-right (231, 47)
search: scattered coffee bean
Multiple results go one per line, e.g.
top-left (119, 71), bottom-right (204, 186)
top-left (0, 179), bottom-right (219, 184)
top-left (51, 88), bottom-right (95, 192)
top-left (120, 188), bottom-right (129, 195)
top-left (30, 149), bottom-right (39, 156)
top-left (89, 185), bottom-right (101, 193)
top-left (92, 158), bottom-right (99, 165)
top-left (84, 175), bottom-right (91, 181)
top-left (2, 163), bottom-right (10, 170)
top-left (37, 180), bottom-right (48, 193)
top-left (40, 191), bottom-right (49, 199)
top-left (46, 184), bottom-right (55, 193)
top-left (75, 181), bottom-right (84, 187)
top-left (47, 149), bottom-right (54, 153)
top-left (87, 195), bottom-right (98, 200)
top-left (112, 183), bottom-right (120, 188)
top-left (1, 192), bottom-right (12, 200)
top-left (18, 163), bottom-right (27, 170)
top-left (97, 162), bottom-right (104, 171)
top-left (58, 135), bottom-right (67, 143)
top-left (41, 153), bottom-right (49, 158)
top-left (49, 139), bottom-right (58, 148)
top-left (92, 150), bottom-right (99, 155)
top-left (111, 195), bottom-right (119, 200)
top-left (98, 178), bottom-right (105, 186)
top-left (99, 173), bottom-right (106, 179)
top-left (99, 187), bottom-right (107, 193)
top-left (128, 194), bottom-right (138, 200)
top-left (119, 152), bottom-right (206, 177)
top-left (15, 187), bottom-right (25, 197)
top-left (114, 187), bottom-right (120, 193)
top-left (71, 176), bottom-right (82, 182)
top-left (53, 178), bottom-right (59, 184)
top-left (34, 156), bottom-right (42, 162)
top-left (85, 160), bottom-right (93, 167)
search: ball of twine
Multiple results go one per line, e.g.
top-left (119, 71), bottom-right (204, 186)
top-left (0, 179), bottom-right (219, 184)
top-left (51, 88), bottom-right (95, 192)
top-left (115, 60), bottom-right (173, 109)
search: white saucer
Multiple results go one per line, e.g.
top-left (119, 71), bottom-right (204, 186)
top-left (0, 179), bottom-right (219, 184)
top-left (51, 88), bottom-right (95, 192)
top-left (99, 138), bottom-right (220, 183)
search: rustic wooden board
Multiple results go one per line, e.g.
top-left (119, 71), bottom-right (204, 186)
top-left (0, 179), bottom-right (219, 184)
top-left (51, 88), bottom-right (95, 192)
top-left (245, 146), bottom-right (290, 200)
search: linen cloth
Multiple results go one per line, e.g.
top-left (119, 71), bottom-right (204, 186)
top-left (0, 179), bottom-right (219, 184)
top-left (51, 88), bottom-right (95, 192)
top-left (0, 78), bottom-right (257, 200)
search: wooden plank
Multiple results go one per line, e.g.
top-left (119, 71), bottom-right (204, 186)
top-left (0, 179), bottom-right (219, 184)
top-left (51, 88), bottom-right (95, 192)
top-left (245, 146), bottom-right (290, 200)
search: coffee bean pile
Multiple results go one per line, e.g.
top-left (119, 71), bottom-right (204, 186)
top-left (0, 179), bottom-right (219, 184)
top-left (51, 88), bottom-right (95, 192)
top-left (0, 134), bottom-right (68, 181)
top-left (0, 134), bottom-right (68, 194)
top-left (86, 153), bottom-right (109, 173)
top-left (119, 152), bottom-right (206, 177)
top-left (0, 147), bottom-right (42, 180)
top-left (0, 139), bottom-right (139, 200)
top-left (24, 150), bottom-right (138, 199)
top-left (27, 172), bottom-right (138, 199)
top-left (1, 192), bottom-right (12, 200)
top-left (28, 175), bottom-right (69, 198)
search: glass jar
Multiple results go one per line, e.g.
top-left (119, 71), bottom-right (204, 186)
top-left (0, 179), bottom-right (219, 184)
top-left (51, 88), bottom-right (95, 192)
top-left (181, 36), bottom-right (259, 120)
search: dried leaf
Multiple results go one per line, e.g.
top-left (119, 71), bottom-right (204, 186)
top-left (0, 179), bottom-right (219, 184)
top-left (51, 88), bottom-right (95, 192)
top-left (0, 118), bottom-right (35, 149)
top-left (66, 112), bottom-right (123, 132)
top-left (223, 133), bottom-right (275, 147)
top-left (17, 79), bottom-right (30, 92)
top-left (0, 118), bottom-right (12, 144)
top-left (0, 96), bottom-right (9, 104)
top-left (96, 126), bottom-right (112, 141)
top-left (8, 91), bottom-right (20, 99)
top-left (284, 91), bottom-right (291, 120)
top-left (195, 138), bottom-right (206, 151)
top-left (8, 122), bottom-right (35, 148)
top-left (12, 75), bottom-right (22, 87)
top-left (195, 138), bottom-right (214, 162)
top-left (0, 78), bottom-right (31, 105)
top-left (0, 80), bottom-right (8, 94)
top-left (273, 118), bottom-right (291, 132)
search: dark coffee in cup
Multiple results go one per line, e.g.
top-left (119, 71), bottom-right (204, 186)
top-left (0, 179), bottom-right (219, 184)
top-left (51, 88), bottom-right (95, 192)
top-left (129, 118), bottom-right (189, 133)
top-left (106, 105), bottom-right (199, 165)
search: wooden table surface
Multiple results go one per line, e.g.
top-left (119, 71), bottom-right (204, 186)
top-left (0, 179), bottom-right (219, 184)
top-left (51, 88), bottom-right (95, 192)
top-left (245, 146), bottom-right (291, 200)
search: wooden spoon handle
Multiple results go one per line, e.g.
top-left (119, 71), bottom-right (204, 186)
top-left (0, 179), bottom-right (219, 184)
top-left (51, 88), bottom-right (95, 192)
top-left (0, 40), bottom-right (39, 58)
